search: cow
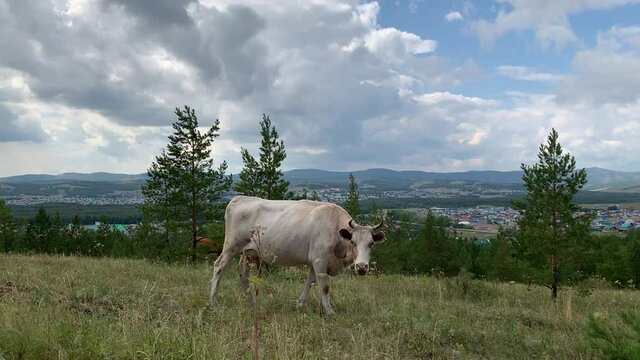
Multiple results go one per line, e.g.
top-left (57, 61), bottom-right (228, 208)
top-left (209, 195), bottom-right (386, 315)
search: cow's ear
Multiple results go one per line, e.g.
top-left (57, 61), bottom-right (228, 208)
top-left (338, 228), bottom-right (352, 240)
top-left (333, 240), bottom-right (348, 259)
top-left (372, 232), bottom-right (386, 244)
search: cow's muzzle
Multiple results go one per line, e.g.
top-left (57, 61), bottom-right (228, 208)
top-left (355, 263), bottom-right (369, 276)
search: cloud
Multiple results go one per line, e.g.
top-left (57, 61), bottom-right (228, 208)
top-left (102, 0), bottom-right (196, 30)
top-left (470, 0), bottom-right (640, 49)
top-left (1, 0), bottom-right (639, 176)
top-left (0, 0), bottom-right (465, 175)
top-left (445, 11), bottom-right (463, 22)
top-left (364, 27), bottom-right (437, 57)
top-left (557, 26), bottom-right (640, 105)
top-left (349, 86), bottom-right (640, 172)
top-left (394, 0), bottom-right (423, 13)
top-left (411, 58), bottom-right (483, 89)
top-left (608, 25), bottom-right (640, 48)
top-left (0, 104), bottom-right (47, 143)
top-left (496, 65), bottom-right (565, 81)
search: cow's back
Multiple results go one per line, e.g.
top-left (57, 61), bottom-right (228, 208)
top-left (224, 196), bottom-right (350, 265)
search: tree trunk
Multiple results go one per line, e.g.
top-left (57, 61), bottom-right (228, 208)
top-left (190, 188), bottom-right (197, 263)
top-left (190, 217), bottom-right (197, 263)
top-left (164, 224), bottom-right (171, 262)
top-left (551, 254), bottom-right (559, 301)
top-left (163, 188), bottom-right (170, 253)
top-left (190, 155), bottom-right (197, 263)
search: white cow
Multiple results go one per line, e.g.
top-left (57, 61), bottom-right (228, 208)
top-left (209, 195), bottom-right (386, 315)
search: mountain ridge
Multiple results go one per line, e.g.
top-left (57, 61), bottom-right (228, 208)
top-left (0, 172), bottom-right (148, 183)
top-left (2, 167), bottom-right (640, 192)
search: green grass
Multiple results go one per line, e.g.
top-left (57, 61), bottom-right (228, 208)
top-left (1, 254), bottom-right (638, 359)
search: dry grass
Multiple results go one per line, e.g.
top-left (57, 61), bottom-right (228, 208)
top-left (1, 254), bottom-right (639, 359)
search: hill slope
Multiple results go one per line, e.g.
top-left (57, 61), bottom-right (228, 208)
top-left (285, 167), bottom-right (640, 193)
top-left (2, 167), bottom-right (640, 196)
top-left (0, 172), bottom-right (147, 183)
top-left (0, 254), bottom-right (635, 359)
top-left (582, 167), bottom-right (640, 192)
top-left (284, 168), bottom-right (524, 186)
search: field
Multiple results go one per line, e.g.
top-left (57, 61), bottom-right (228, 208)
top-left (451, 228), bottom-right (499, 240)
top-left (1, 255), bottom-right (639, 359)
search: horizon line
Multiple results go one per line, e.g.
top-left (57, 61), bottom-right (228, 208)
top-left (0, 166), bottom-right (636, 179)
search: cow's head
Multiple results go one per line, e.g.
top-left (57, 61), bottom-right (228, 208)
top-left (336, 219), bottom-right (386, 275)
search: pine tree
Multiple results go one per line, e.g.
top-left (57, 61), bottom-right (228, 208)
top-left (234, 148), bottom-right (262, 197)
top-left (64, 215), bottom-right (83, 254)
top-left (50, 211), bottom-right (63, 253)
top-left (628, 230), bottom-right (640, 289)
top-left (513, 128), bottom-right (589, 300)
top-left (0, 199), bottom-right (14, 253)
top-left (141, 152), bottom-right (181, 247)
top-left (487, 229), bottom-right (522, 281)
top-left (142, 106), bottom-right (232, 262)
top-left (343, 173), bottom-right (361, 219)
top-left (367, 199), bottom-right (384, 225)
top-left (234, 114), bottom-right (289, 200)
top-left (27, 206), bottom-right (52, 253)
top-left (371, 211), bottom-right (412, 273)
top-left (414, 210), bottom-right (460, 275)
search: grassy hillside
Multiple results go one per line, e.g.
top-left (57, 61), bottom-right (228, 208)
top-left (1, 255), bottom-right (638, 359)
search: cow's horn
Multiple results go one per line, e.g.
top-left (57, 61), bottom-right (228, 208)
top-left (373, 220), bottom-right (384, 231)
top-left (348, 219), bottom-right (355, 229)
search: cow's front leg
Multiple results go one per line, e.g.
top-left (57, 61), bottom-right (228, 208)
top-left (297, 267), bottom-right (316, 309)
top-left (312, 260), bottom-right (335, 316)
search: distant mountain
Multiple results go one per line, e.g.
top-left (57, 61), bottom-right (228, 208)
top-left (284, 168), bottom-right (524, 186)
top-left (3, 167), bottom-right (640, 194)
top-left (0, 172), bottom-right (148, 183)
top-left (582, 167), bottom-right (640, 192)
top-left (285, 167), bottom-right (640, 193)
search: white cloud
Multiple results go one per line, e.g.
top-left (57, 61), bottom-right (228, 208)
top-left (2, 0), bottom-right (640, 177)
top-left (608, 25), bottom-right (640, 48)
top-left (445, 11), bottom-right (463, 22)
top-left (496, 65), bottom-right (565, 81)
top-left (0, 0), bottom-right (453, 176)
top-left (470, 0), bottom-right (640, 49)
top-left (557, 25), bottom-right (640, 105)
top-left (535, 24), bottom-right (577, 50)
top-left (364, 27), bottom-right (437, 57)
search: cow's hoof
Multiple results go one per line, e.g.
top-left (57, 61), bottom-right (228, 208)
top-left (324, 309), bottom-right (336, 316)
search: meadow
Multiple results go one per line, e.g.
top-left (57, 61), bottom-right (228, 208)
top-left (1, 254), bottom-right (638, 359)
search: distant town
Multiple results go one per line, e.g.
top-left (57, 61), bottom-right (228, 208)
top-left (2, 184), bottom-right (524, 206)
top-left (415, 205), bottom-right (640, 234)
top-left (4, 188), bottom-right (640, 235)
top-left (3, 192), bottom-right (145, 206)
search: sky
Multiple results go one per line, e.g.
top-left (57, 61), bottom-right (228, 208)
top-left (1, 0), bottom-right (640, 177)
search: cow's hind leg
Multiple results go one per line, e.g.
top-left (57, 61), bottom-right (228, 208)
top-left (297, 267), bottom-right (316, 309)
top-left (312, 260), bottom-right (335, 316)
top-left (238, 249), bottom-right (259, 304)
top-left (210, 241), bottom-right (245, 304)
